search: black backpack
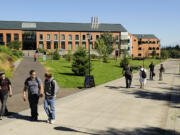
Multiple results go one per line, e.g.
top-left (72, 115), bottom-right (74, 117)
top-left (141, 70), bottom-right (146, 78)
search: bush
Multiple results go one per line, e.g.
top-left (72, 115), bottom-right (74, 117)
top-left (120, 57), bottom-right (129, 68)
top-left (64, 50), bottom-right (73, 62)
top-left (90, 54), bottom-right (97, 59)
top-left (72, 48), bottom-right (91, 76)
top-left (7, 40), bottom-right (22, 50)
top-left (12, 49), bottom-right (23, 58)
top-left (53, 49), bottom-right (60, 60)
top-left (103, 56), bottom-right (109, 63)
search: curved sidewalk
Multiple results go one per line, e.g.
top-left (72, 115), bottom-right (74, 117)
top-left (0, 59), bottom-right (180, 135)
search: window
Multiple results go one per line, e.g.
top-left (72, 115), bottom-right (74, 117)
top-left (90, 42), bottom-right (93, 50)
top-left (96, 35), bottom-right (100, 39)
top-left (115, 35), bottom-right (119, 41)
top-left (0, 33), bottom-right (4, 45)
top-left (61, 34), bottom-right (65, 41)
top-left (75, 42), bottom-right (79, 49)
top-left (61, 41), bottom-right (65, 49)
top-left (152, 41), bottom-right (155, 44)
top-left (68, 34), bottom-right (72, 41)
top-left (6, 34), bottom-right (11, 43)
top-left (46, 34), bottom-right (50, 41)
top-left (153, 47), bottom-right (155, 50)
top-left (68, 42), bottom-right (72, 50)
top-left (82, 35), bottom-right (86, 41)
top-left (47, 41), bottom-right (51, 49)
top-left (116, 43), bottom-right (119, 49)
top-left (39, 34), bottom-right (43, 41)
top-left (82, 42), bottom-right (86, 48)
top-left (157, 53), bottom-right (159, 56)
top-left (138, 53), bottom-right (141, 56)
top-left (156, 47), bottom-right (159, 50)
top-left (54, 41), bottom-right (58, 49)
top-left (145, 41), bottom-right (148, 44)
top-left (75, 35), bottom-right (79, 41)
top-left (14, 34), bottom-right (19, 41)
top-left (149, 47), bottom-right (152, 50)
top-left (134, 39), bottom-right (136, 42)
top-left (39, 41), bottom-right (43, 49)
top-left (138, 47), bottom-right (142, 50)
top-left (149, 41), bottom-right (152, 44)
top-left (54, 34), bottom-right (58, 41)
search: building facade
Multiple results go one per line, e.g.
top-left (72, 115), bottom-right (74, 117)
top-left (0, 19), bottom-right (129, 56)
top-left (130, 34), bottom-right (160, 58)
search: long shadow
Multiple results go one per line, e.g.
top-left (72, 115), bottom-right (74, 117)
top-left (7, 112), bottom-right (46, 123)
top-left (58, 73), bottom-right (77, 76)
top-left (54, 126), bottom-right (180, 135)
top-left (95, 127), bottom-right (180, 135)
top-left (63, 66), bottom-right (72, 68)
top-left (105, 86), bottom-right (126, 89)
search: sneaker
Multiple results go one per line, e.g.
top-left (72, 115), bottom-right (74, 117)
top-left (0, 116), bottom-right (2, 120)
top-left (50, 119), bottom-right (55, 124)
top-left (47, 118), bottom-right (50, 123)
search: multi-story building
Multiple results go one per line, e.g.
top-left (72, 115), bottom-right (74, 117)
top-left (0, 18), bottom-right (129, 56)
top-left (130, 34), bottom-right (160, 58)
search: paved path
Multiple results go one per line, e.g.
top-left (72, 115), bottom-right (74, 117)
top-left (0, 59), bottom-right (180, 135)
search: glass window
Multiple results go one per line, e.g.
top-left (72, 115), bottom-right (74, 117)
top-left (138, 53), bottom-right (141, 56)
top-left (39, 41), bottom-right (43, 49)
top-left (39, 34), bottom-right (43, 41)
top-left (61, 41), bottom-right (65, 49)
top-left (6, 34), bottom-right (11, 43)
top-left (116, 43), bottom-right (119, 49)
top-left (115, 35), bottom-right (119, 41)
top-left (157, 53), bottom-right (159, 56)
top-left (54, 41), bottom-right (58, 49)
top-left (47, 34), bottom-right (50, 41)
top-left (61, 34), bottom-right (65, 41)
top-left (138, 47), bottom-right (142, 50)
top-left (153, 47), bottom-right (155, 50)
top-left (47, 41), bottom-right (51, 49)
top-left (68, 34), bottom-right (72, 41)
top-left (75, 42), bottom-right (79, 49)
top-left (0, 33), bottom-right (3, 42)
top-left (54, 34), bottom-right (58, 41)
top-left (14, 34), bottom-right (19, 41)
top-left (82, 35), bottom-right (86, 40)
top-left (96, 35), bottom-right (100, 40)
top-left (68, 42), bottom-right (72, 50)
top-left (156, 47), bottom-right (159, 50)
top-left (75, 35), bottom-right (79, 40)
top-left (82, 42), bottom-right (86, 48)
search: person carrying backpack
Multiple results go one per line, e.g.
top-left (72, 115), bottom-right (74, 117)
top-left (0, 71), bottom-right (12, 120)
top-left (139, 66), bottom-right (147, 89)
top-left (44, 72), bottom-right (59, 124)
top-left (23, 70), bottom-right (43, 121)
top-left (123, 64), bottom-right (133, 88)
top-left (159, 64), bottom-right (165, 81)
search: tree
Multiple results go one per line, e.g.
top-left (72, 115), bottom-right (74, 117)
top-left (53, 49), bottom-right (60, 60)
top-left (161, 50), bottom-right (168, 58)
top-left (95, 38), bottom-right (108, 62)
top-left (120, 56), bottom-right (129, 68)
top-left (65, 50), bottom-right (73, 62)
top-left (7, 40), bottom-right (22, 50)
top-left (72, 48), bottom-right (91, 76)
top-left (100, 32), bottom-right (116, 55)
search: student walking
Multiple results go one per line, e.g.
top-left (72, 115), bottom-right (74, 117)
top-left (123, 64), bottom-right (133, 88)
top-left (44, 72), bottom-right (58, 124)
top-left (23, 70), bottom-right (43, 121)
top-left (0, 71), bottom-right (12, 120)
top-left (149, 61), bottom-right (155, 80)
top-left (139, 66), bottom-right (147, 89)
top-left (34, 53), bottom-right (37, 62)
top-left (159, 64), bottom-right (165, 81)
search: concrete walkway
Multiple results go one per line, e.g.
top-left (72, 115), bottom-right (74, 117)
top-left (0, 59), bottom-right (180, 135)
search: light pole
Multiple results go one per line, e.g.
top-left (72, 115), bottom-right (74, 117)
top-left (143, 47), bottom-right (145, 67)
top-left (87, 32), bottom-right (91, 77)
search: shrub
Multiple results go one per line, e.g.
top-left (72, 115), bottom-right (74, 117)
top-left (120, 57), bottom-right (129, 68)
top-left (12, 49), bottom-right (23, 58)
top-left (90, 54), bottom-right (97, 59)
top-left (53, 49), bottom-right (60, 60)
top-left (65, 50), bottom-right (73, 62)
top-left (72, 48), bottom-right (91, 76)
top-left (7, 40), bottom-right (22, 50)
top-left (103, 56), bottom-right (109, 63)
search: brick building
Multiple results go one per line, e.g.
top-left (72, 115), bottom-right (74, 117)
top-left (0, 19), bottom-right (129, 56)
top-left (130, 34), bottom-right (160, 58)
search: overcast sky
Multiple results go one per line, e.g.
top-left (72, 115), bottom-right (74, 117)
top-left (0, 0), bottom-right (179, 46)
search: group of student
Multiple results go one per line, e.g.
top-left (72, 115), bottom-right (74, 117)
top-left (123, 62), bottom-right (165, 89)
top-left (0, 70), bottom-right (58, 124)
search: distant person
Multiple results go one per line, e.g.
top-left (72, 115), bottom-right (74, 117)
top-left (44, 72), bottom-right (59, 124)
top-left (0, 71), bottom-right (12, 120)
top-left (123, 64), bottom-right (133, 88)
top-left (159, 64), bottom-right (165, 81)
top-left (139, 66), bottom-right (147, 89)
top-left (23, 70), bottom-right (43, 121)
top-left (34, 53), bottom-right (37, 62)
top-left (149, 61), bottom-right (155, 80)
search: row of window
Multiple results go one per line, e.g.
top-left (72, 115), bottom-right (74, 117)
top-left (138, 53), bottom-right (160, 56)
top-left (134, 40), bottom-right (159, 44)
top-left (0, 33), bottom-right (19, 44)
top-left (39, 41), bottom-right (93, 50)
top-left (138, 47), bottom-right (160, 50)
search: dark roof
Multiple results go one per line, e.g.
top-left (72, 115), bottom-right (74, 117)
top-left (0, 21), bottom-right (127, 32)
top-left (133, 34), bottom-right (159, 40)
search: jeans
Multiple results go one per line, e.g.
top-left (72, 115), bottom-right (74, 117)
top-left (28, 94), bottom-right (39, 119)
top-left (125, 76), bottom-right (132, 88)
top-left (44, 96), bottom-right (55, 120)
top-left (0, 91), bottom-right (9, 117)
top-left (150, 71), bottom-right (154, 80)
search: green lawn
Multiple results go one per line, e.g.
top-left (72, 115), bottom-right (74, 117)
top-left (39, 56), bottom-right (163, 88)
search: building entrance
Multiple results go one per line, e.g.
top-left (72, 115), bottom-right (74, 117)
top-left (22, 31), bottom-right (36, 50)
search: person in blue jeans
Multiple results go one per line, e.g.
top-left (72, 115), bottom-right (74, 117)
top-left (44, 72), bottom-right (56, 124)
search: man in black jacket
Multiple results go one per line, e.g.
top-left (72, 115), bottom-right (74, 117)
top-left (149, 62), bottom-right (155, 80)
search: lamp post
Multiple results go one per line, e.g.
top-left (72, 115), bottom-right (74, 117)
top-left (143, 47), bottom-right (145, 67)
top-left (87, 32), bottom-right (91, 77)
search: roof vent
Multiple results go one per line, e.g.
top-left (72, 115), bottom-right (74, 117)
top-left (91, 17), bottom-right (99, 29)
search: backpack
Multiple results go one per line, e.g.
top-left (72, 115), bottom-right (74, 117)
top-left (50, 79), bottom-right (59, 94)
top-left (141, 70), bottom-right (146, 78)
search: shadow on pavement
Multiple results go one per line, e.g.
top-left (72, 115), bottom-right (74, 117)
top-left (7, 112), bottom-right (46, 123)
top-left (54, 126), bottom-right (180, 135)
